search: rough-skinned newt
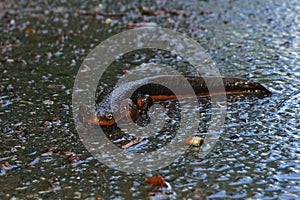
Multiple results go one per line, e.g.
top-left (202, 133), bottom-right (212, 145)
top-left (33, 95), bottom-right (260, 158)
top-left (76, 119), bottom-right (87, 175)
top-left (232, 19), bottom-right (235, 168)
top-left (80, 75), bottom-right (271, 126)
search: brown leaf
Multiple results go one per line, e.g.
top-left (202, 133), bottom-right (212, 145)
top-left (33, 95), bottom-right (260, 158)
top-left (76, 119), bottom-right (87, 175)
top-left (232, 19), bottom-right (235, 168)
top-left (126, 22), bottom-right (157, 28)
top-left (140, 6), bottom-right (189, 16)
top-left (25, 27), bottom-right (36, 34)
top-left (223, 20), bottom-right (230, 24)
top-left (76, 9), bottom-right (124, 17)
top-left (232, 96), bottom-right (238, 102)
top-left (48, 183), bottom-right (55, 189)
top-left (145, 174), bottom-right (168, 188)
top-left (185, 136), bottom-right (204, 147)
top-left (121, 137), bottom-right (145, 149)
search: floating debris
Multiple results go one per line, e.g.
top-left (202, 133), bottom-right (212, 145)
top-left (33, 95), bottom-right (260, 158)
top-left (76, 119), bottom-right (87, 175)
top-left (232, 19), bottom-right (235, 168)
top-left (126, 22), bottom-right (158, 28)
top-left (25, 27), bottom-right (36, 34)
top-left (145, 174), bottom-right (175, 198)
top-left (105, 18), bottom-right (112, 25)
top-left (42, 100), bottom-right (54, 105)
top-left (76, 9), bottom-right (125, 17)
top-left (121, 137), bottom-right (145, 149)
top-left (79, 65), bottom-right (91, 72)
top-left (145, 174), bottom-right (168, 188)
top-left (185, 136), bottom-right (204, 147)
top-left (19, 100), bottom-right (34, 105)
top-left (140, 6), bottom-right (190, 16)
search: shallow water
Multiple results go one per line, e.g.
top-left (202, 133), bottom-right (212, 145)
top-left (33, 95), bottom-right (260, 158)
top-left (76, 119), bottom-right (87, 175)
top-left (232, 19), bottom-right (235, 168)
top-left (1, 0), bottom-right (299, 199)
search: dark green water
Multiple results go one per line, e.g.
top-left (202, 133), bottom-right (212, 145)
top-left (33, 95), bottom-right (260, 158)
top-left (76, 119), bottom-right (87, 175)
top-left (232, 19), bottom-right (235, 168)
top-left (1, 0), bottom-right (299, 199)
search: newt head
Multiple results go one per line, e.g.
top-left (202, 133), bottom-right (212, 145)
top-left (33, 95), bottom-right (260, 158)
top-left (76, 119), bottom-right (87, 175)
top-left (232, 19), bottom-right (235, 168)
top-left (83, 98), bottom-right (139, 126)
top-left (79, 105), bottom-right (117, 126)
top-left (97, 112), bottom-right (117, 126)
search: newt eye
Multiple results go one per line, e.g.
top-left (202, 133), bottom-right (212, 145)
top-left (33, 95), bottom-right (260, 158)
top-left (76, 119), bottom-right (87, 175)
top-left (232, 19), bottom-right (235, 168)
top-left (105, 113), bottom-right (113, 120)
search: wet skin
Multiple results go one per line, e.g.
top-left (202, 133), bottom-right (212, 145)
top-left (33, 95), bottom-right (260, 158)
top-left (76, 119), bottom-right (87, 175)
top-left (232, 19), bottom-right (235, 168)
top-left (80, 75), bottom-right (272, 126)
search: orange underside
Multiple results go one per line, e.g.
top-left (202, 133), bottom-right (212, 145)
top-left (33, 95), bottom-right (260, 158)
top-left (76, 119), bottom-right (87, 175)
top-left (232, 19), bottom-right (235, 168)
top-left (147, 91), bottom-right (234, 101)
top-left (85, 90), bottom-right (249, 126)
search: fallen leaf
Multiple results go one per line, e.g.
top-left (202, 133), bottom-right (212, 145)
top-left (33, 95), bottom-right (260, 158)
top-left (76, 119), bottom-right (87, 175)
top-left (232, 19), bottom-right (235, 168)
top-left (80, 65), bottom-right (91, 72)
top-left (48, 183), bottom-right (55, 189)
top-left (121, 137), bottom-right (145, 149)
top-left (51, 117), bottom-right (60, 122)
top-left (41, 121), bottom-right (52, 128)
top-left (19, 100), bottom-right (34, 105)
top-left (140, 6), bottom-right (189, 16)
top-left (45, 52), bottom-right (52, 59)
top-left (43, 100), bottom-right (54, 105)
top-left (25, 27), bottom-right (36, 34)
top-left (145, 174), bottom-right (168, 188)
top-left (126, 22), bottom-right (157, 28)
top-left (76, 9), bottom-right (124, 17)
top-left (223, 19), bottom-right (230, 24)
top-left (105, 18), bottom-right (112, 24)
top-left (3, 162), bottom-right (10, 167)
top-left (186, 136), bottom-right (204, 147)
top-left (232, 96), bottom-right (238, 102)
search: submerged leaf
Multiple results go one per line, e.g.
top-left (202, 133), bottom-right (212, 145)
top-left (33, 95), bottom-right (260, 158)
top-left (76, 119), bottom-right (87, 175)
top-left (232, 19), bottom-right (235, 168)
top-left (145, 174), bottom-right (168, 188)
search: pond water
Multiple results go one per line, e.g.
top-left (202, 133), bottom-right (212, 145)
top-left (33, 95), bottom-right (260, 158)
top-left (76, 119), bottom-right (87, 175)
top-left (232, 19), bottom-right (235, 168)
top-left (0, 0), bottom-right (299, 199)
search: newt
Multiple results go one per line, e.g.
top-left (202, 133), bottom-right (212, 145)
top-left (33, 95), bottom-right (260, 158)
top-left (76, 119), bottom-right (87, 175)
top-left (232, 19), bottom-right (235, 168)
top-left (80, 75), bottom-right (271, 126)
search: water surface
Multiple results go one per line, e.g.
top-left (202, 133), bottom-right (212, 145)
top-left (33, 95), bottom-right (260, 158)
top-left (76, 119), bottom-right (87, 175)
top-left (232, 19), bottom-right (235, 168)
top-left (0, 0), bottom-right (299, 199)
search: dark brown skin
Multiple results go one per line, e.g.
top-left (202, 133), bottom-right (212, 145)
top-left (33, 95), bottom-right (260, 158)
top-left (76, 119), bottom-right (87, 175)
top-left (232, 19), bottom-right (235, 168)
top-left (81, 75), bottom-right (271, 126)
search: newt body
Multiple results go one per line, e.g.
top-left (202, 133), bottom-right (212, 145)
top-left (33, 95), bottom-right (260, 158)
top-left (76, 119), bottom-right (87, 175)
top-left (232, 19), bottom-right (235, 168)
top-left (83, 75), bottom-right (271, 126)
